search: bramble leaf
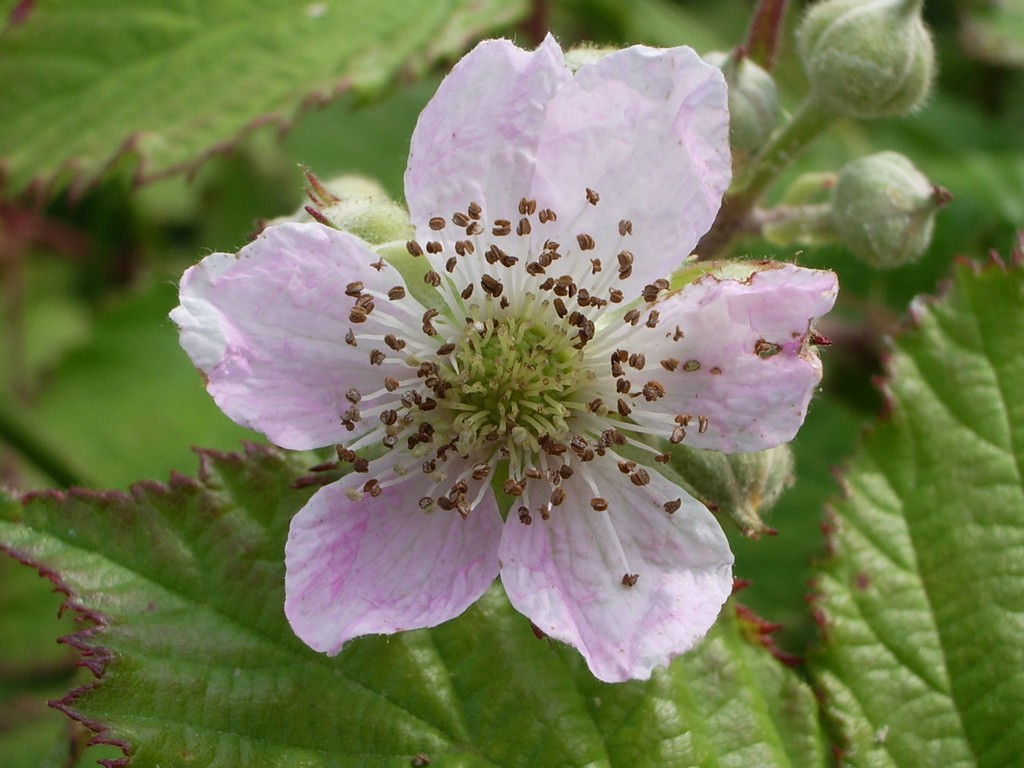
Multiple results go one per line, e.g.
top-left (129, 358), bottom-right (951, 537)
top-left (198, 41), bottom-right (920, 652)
top-left (811, 256), bottom-right (1024, 766)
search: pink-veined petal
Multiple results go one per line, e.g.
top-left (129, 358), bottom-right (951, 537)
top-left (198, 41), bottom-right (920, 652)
top-left (405, 35), bottom-right (570, 238)
top-left (285, 454), bottom-right (503, 654)
top-left (498, 458), bottom-right (733, 683)
top-left (529, 45), bottom-right (730, 294)
top-left (171, 221), bottom-right (431, 450)
top-left (619, 263), bottom-right (838, 452)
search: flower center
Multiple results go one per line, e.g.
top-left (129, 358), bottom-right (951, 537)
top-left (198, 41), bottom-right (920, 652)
top-left (439, 309), bottom-right (594, 457)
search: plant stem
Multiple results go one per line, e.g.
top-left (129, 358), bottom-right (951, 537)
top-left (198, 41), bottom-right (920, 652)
top-left (695, 97), bottom-right (835, 261)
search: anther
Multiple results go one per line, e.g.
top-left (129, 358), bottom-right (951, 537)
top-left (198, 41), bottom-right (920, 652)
top-left (518, 198), bottom-right (537, 215)
top-left (576, 233), bottom-right (596, 251)
top-left (629, 468), bottom-right (650, 487)
top-left (369, 350), bottom-right (386, 366)
top-left (590, 258), bottom-right (602, 274)
top-left (553, 297), bottom-right (567, 318)
top-left (618, 219), bottom-right (633, 236)
top-left (384, 377), bottom-right (400, 391)
top-left (345, 281), bottom-right (364, 297)
top-left (349, 306), bottom-right (368, 324)
top-left (670, 425), bottom-right (686, 444)
top-left (617, 398), bottom-right (632, 416)
top-left (345, 388), bottom-right (361, 404)
top-left (452, 211), bottom-right (470, 227)
top-left (642, 381), bottom-right (666, 401)
top-left (664, 498), bottom-right (682, 515)
top-left (628, 352), bottom-right (646, 369)
top-left (608, 288), bottom-right (623, 303)
top-left (422, 308), bottom-right (439, 336)
top-left (645, 310), bottom-right (660, 329)
top-left (387, 286), bottom-right (406, 300)
top-left (590, 497), bottom-right (608, 511)
top-left (698, 415), bottom-right (709, 434)
top-left (623, 309), bottom-right (640, 326)
top-left (503, 478), bottom-right (524, 497)
top-left (616, 378), bottom-right (631, 394)
top-left (621, 573), bottom-right (639, 587)
top-left (468, 201), bottom-right (483, 219)
top-left (363, 479), bottom-right (382, 497)
top-left (445, 256), bottom-right (458, 273)
top-left (481, 274), bottom-right (503, 297)
top-left (492, 219), bottom-right (512, 236)
top-left (538, 208), bottom-right (557, 223)
top-left (380, 409), bottom-right (398, 425)
top-left (424, 270), bottom-right (441, 287)
top-left (406, 240), bottom-right (424, 257)
top-left (426, 241), bottom-right (443, 254)
top-left (517, 217), bottom-right (532, 236)
top-left (466, 222), bottom-right (483, 236)
top-left (429, 217), bottom-right (446, 230)
top-left (550, 487), bottom-right (566, 507)
top-left (460, 283), bottom-right (474, 300)
top-left (384, 334), bottom-right (406, 351)
top-left (661, 358), bottom-right (679, 372)
top-left (344, 329), bottom-right (357, 346)
top-left (436, 342), bottom-right (456, 355)
top-left (518, 507), bottom-right (532, 525)
top-left (585, 188), bottom-right (600, 205)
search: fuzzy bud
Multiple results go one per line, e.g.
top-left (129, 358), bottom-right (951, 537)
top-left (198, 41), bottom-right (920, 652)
top-left (797, 0), bottom-right (935, 119)
top-left (563, 44), bottom-right (619, 73)
top-left (668, 443), bottom-right (795, 538)
top-left (832, 151), bottom-right (949, 268)
top-left (290, 172), bottom-right (413, 245)
top-left (704, 50), bottom-right (781, 160)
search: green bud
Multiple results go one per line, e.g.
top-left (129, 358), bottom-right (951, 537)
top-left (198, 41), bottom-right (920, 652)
top-left (832, 151), bottom-right (949, 268)
top-left (669, 443), bottom-right (795, 538)
top-left (797, 0), bottom-right (935, 119)
top-left (310, 174), bottom-right (413, 245)
top-left (563, 43), bottom-right (619, 73)
top-left (704, 50), bottom-right (781, 160)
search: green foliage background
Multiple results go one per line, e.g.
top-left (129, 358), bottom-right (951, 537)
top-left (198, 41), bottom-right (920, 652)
top-left (0, 0), bottom-right (1022, 766)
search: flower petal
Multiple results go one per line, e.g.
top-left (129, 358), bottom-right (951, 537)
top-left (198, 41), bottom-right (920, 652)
top-left (498, 458), bottom-right (733, 683)
top-left (171, 221), bottom-right (429, 450)
top-left (530, 45), bottom-right (730, 293)
top-left (622, 263), bottom-right (839, 452)
top-left (405, 35), bottom-right (571, 235)
top-left (285, 456), bottom-right (503, 654)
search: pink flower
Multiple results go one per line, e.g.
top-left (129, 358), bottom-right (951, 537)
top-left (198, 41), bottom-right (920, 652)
top-left (172, 37), bottom-right (837, 682)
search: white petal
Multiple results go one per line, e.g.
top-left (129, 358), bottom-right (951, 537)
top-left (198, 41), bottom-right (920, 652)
top-left (285, 455), bottom-right (503, 654)
top-left (171, 222), bottom-right (429, 450)
top-left (499, 458), bottom-right (733, 682)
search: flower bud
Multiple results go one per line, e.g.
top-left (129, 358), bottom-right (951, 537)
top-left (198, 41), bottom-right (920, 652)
top-left (280, 171), bottom-right (413, 245)
top-left (704, 50), bottom-right (781, 160)
top-left (832, 151), bottom-right (949, 268)
top-left (563, 44), bottom-right (619, 73)
top-left (797, 0), bottom-right (935, 119)
top-left (668, 443), bottom-right (795, 538)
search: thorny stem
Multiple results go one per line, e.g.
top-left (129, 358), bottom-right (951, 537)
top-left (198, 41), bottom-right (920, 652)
top-left (694, 97), bottom-right (835, 261)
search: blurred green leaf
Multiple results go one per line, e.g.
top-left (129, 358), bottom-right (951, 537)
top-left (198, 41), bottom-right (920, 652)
top-left (811, 257), bottom-right (1024, 765)
top-left (30, 281), bottom-right (259, 489)
top-left (0, 445), bottom-right (827, 767)
top-left (960, 0), bottom-right (1024, 68)
top-left (0, 0), bottom-right (528, 196)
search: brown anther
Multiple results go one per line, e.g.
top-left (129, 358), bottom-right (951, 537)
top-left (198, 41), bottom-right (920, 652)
top-left (518, 507), bottom-right (532, 525)
top-left (655, 453), bottom-right (670, 463)
top-left (344, 329), bottom-right (357, 347)
top-left (406, 240), bottom-right (424, 257)
top-left (471, 462), bottom-right (491, 480)
top-left (349, 306), bottom-right (368, 324)
top-left (460, 283), bottom-right (474, 300)
top-left (550, 487), bottom-right (566, 507)
top-left (503, 478), bottom-right (524, 497)
top-left (538, 503), bottom-right (551, 521)
top-left (674, 414), bottom-right (691, 426)
top-left (468, 201), bottom-right (483, 219)
top-left (429, 216), bottom-right (446, 230)
top-left (629, 468), bottom-right (651, 487)
top-left (424, 270), bottom-right (441, 287)
top-left (363, 479), bottom-right (382, 497)
top-left (452, 211), bottom-right (470, 227)
top-left (481, 274), bottom-right (503, 297)
top-left (661, 358), bottom-right (679, 372)
top-left (642, 284), bottom-right (660, 303)
top-left (466, 222), bottom-right (484, 236)
top-left (642, 381), bottom-right (666, 401)
top-left (670, 425), bottom-right (686, 444)
top-left (526, 261), bottom-right (545, 276)
top-left (418, 496), bottom-right (434, 510)
top-left (352, 457), bottom-right (370, 473)
top-left (622, 573), bottom-right (639, 587)
top-left (369, 350), bottom-right (386, 366)
top-left (628, 352), bottom-right (646, 369)
top-left (559, 464), bottom-right (574, 479)
top-left (436, 496), bottom-right (454, 511)
top-left (710, 366), bottom-right (722, 375)
top-left (499, 251), bottom-right (518, 268)
top-left (436, 342), bottom-right (456, 355)
top-left (664, 499), bottom-right (682, 515)
top-left (576, 233), bottom-right (596, 251)
top-left (544, 441), bottom-right (567, 456)
top-left (609, 288), bottom-right (623, 304)
top-left (380, 409), bottom-right (398, 426)
top-left (422, 308), bottom-right (439, 336)
top-left (538, 277), bottom-right (555, 291)
top-left (426, 241), bottom-right (443, 254)
top-left (617, 398), bottom-right (632, 416)
top-left (673, 325), bottom-right (685, 341)
top-left (538, 208), bottom-right (557, 223)
top-left (616, 378), bottom-right (631, 394)
top-left (387, 286), bottom-right (406, 300)
top-left (618, 219), bottom-right (633, 236)
top-left (585, 188), bottom-right (600, 205)
top-left (518, 197), bottom-right (537, 215)
top-left (623, 309), bottom-right (640, 326)
top-left (611, 358), bottom-right (624, 378)
top-left (336, 446), bottom-right (357, 463)
top-left (524, 467), bottom-right (544, 480)
top-left (345, 388), bottom-right (362, 405)
top-left (698, 415), bottom-right (709, 434)
top-left (492, 219), bottom-right (512, 236)
top-left (419, 398), bottom-right (438, 411)
top-left (553, 297), bottom-right (568, 318)
top-left (384, 334), bottom-right (406, 351)
top-left (345, 281), bottom-right (364, 297)
top-left (443, 256), bottom-right (457, 273)
top-left (587, 398), bottom-right (605, 413)
top-left (617, 459), bottom-right (636, 474)
top-left (590, 497), bottom-right (608, 511)
top-left (645, 310), bottom-right (660, 329)
top-left (355, 294), bottom-right (375, 311)
top-left (517, 217), bottom-right (532, 236)
top-left (384, 377), bottom-right (400, 392)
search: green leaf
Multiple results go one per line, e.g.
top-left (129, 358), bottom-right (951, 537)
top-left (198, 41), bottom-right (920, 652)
top-left (0, 0), bottom-right (528, 196)
top-left (960, 0), bottom-right (1024, 68)
top-left (811, 257), bottom-right (1024, 765)
top-left (1, 445), bottom-right (827, 767)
